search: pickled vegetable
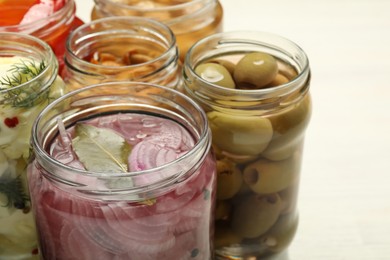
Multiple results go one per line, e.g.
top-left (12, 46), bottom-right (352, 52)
top-left (195, 63), bottom-right (236, 89)
top-left (28, 113), bottom-right (216, 259)
top-left (231, 193), bottom-right (283, 238)
top-left (215, 200), bottom-right (231, 220)
top-left (215, 223), bottom-right (242, 248)
top-left (0, 56), bottom-right (65, 260)
top-left (243, 154), bottom-right (300, 194)
top-left (263, 95), bottom-right (311, 161)
top-left (207, 111), bottom-right (273, 156)
top-left (183, 36), bottom-right (311, 258)
top-left (259, 214), bottom-right (298, 253)
top-left (216, 159), bottom-right (243, 200)
top-left (233, 52), bottom-right (278, 89)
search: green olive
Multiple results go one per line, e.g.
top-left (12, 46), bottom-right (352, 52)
top-left (215, 200), bottom-right (231, 220)
top-left (216, 159), bottom-right (243, 200)
top-left (207, 111), bottom-right (273, 156)
top-left (208, 58), bottom-right (236, 75)
top-left (195, 63), bottom-right (236, 89)
top-left (231, 193), bottom-right (283, 238)
top-left (233, 52), bottom-right (278, 89)
top-left (268, 73), bottom-right (289, 87)
top-left (262, 135), bottom-right (304, 161)
top-left (218, 149), bottom-right (258, 164)
top-left (279, 185), bottom-right (299, 215)
top-left (263, 95), bottom-right (311, 161)
top-left (215, 222), bottom-right (242, 248)
top-left (243, 155), bottom-right (300, 194)
top-left (259, 214), bottom-right (299, 253)
top-left (237, 180), bottom-right (252, 196)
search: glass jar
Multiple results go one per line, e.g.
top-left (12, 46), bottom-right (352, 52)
top-left (28, 82), bottom-right (217, 259)
top-left (0, 32), bottom-right (65, 260)
top-left (62, 17), bottom-right (182, 92)
top-left (91, 0), bottom-right (223, 61)
top-left (183, 31), bottom-right (312, 258)
top-left (0, 0), bottom-right (84, 69)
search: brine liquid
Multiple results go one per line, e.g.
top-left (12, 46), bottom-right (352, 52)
top-left (28, 113), bottom-right (216, 260)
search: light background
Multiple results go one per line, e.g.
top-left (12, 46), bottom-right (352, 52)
top-left (74, 1), bottom-right (390, 259)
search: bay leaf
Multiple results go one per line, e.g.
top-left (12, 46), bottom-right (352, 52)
top-left (72, 123), bottom-right (132, 173)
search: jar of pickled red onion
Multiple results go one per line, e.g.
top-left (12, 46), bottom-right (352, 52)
top-left (90, 0), bottom-right (223, 61)
top-left (0, 32), bottom-right (65, 260)
top-left (0, 0), bottom-right (84, 70)
top-left (62, 17), bottom-right (182, 91)
top-left (28, 82), bottom-right (216, 260)
top-left (183, 31), bottom-right (312, 258)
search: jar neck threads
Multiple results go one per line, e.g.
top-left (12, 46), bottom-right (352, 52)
top-left (63, 17), bottom-right (180, 88)
top-left (183, 31), bottom-right (310, 110)
top-left (0, 32), bottom-right (58, 107)
top-left (31, 82), bottom-right (211, 199)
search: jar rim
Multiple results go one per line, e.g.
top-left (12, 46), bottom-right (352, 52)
top-left (31, 81), bottom-right (211, 194)
top-left (0, 0), bottom-right (75, 32)
top-left (184, 30), bottom-right (310, 101)
top-left (94, 0), bottom-right (210, 12)
top-left (0, 32), bottom-right (57, 94)
top-left (93, 0), bottom-right (217, 26)
top-left (65, 16), bottom-right (177, 71)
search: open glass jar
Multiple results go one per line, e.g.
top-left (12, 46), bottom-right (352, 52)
top-left (183, 31), bottom-right (312, 258)
top-left (62, 17), bottom-right (182, 91)
top-left (0, 0), bottom-right (84, 69)
top-left (91, 0), bottom-right (223, 61)
top-left (28, 82), bottom-right (216, 259)
top-left (0, 32), bottom-right (65, 260)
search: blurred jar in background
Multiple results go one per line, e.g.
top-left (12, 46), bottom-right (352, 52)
top-left (62, 17), bottom-right (182, 91)
top-left (91, 0), bottom-right (223, 61)
top-left (0, 0), bottom-right (84, 69)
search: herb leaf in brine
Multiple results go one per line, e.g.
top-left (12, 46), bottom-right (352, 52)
top-left (72, 124), bottom-right (132, 173)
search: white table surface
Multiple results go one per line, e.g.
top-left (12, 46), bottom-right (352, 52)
top-left (74, 1), bottom-right (390, 259)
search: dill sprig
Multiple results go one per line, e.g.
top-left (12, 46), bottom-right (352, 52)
top-left (0, 176), bottom-right (30, 210)
top-left (0, 58), bottom-right (49, 108)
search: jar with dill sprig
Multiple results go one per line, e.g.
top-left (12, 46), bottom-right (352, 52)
top-left (0, 32), bottom-right (65, 259)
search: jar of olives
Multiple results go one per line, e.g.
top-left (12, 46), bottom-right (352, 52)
top-left (62, 17), bottom-right (182, 92)
top-left (90, 0), bottom-right (223, 61)
top-left (183, 31), bottom-right (312, 258)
